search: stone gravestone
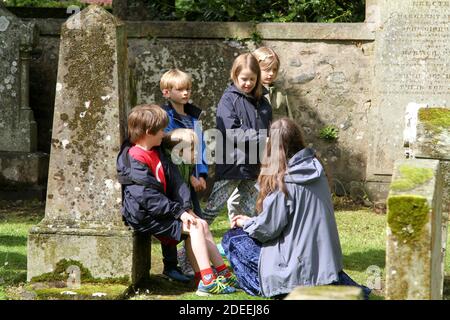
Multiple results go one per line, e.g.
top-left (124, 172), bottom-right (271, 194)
top-left (385, 159), bottom-right (444, 299)
top-left (0, 4), bottom-right (48, 199)
top-left (366, 0), bottom-right (450, 200)
top-left (403, 104), bottom-right (449, 299)
top-left (28, 5), bottom-right (149, 285)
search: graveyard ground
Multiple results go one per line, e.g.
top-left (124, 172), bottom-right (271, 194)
top-left (0, 200), bottom-right (449, 300)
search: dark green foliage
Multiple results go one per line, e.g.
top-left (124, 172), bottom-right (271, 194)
top-left (5, 0), bottom-right (366, 22)
top-left (3, 0), bottom-right (88, 8)
top-left (174, 0), bottom-right (366, 22)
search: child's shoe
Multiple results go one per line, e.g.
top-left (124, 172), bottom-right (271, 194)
top-left (163, 267), bottom-right (192, 283)
top-left (218, 271), bottom-right (240, 289)
top-left (195, 277), bottom-right (236, 296)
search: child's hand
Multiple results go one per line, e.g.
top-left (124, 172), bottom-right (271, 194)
top-left (230, 215), bottom-right (250, 228)
top-left (187, 209), bottom-right (200, 219)
top-left (190, 176), bottom-right (206, 192)
top-left (199, 177), bottom-right (207, 190)
top-left (181, 211), bottom-right (197, 228)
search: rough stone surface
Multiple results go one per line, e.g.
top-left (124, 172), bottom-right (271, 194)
top-left (386, 159), bottom-right (443, 300)
top-left (367, 0), bottom-right (450, 185)
top-left (407, 105), bottom-right (449, 301)
top-left (0, 5), bottom-right (38, 152)
top-left (27, 5), bottom-right (147, 284)
top-left (22, 2), bottom-right (450, 202)
top-left (0, 151), bottom-right (48, 200)
top-left (285, 285), bottom-right (363, 300)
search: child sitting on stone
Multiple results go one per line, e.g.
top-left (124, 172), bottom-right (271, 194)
top-left (117, 104), bottom-right (238, 296)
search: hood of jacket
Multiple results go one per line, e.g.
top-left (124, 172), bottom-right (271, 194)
top-left (116, 140), bottom-right (162, 189)
top-left (284, 147), bottom-right (322, 185)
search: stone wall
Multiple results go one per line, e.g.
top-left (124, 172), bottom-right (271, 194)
top-left (23, 17), bottom-right (378, 199)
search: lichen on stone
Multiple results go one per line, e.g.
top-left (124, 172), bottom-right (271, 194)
top-left (390, 164), bottom-right (434, 191)
top-left (418, 107), bottom-right (450, 134)
top-left (387, 195), bottom-right (429, 243)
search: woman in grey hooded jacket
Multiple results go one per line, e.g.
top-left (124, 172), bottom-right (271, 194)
top-left (222, 118), bottom-right (370, 299)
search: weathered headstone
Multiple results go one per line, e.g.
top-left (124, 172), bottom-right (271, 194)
top-left (0, 4), bottom-right (38, 152)
top-left (0, 4), bottom-right (48, 200)
top-left (403, 104), bottom-right (449, 300)
top-left (386, 159), bottom-right (443, 299)
top-left (27, 5), bottom-right (148, 285)
top-left (366, 0), bottom-right (450, 200)
top-left (285, 286), bottom-right (363, 300)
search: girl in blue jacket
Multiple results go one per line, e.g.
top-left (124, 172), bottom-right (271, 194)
top-left (203, 53), bottom-right (272, 225)
top-left (222, 118), bottom-right (371, 299)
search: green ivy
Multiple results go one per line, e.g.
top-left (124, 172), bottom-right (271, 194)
top-left (174, 0), bottom-right (365, 22)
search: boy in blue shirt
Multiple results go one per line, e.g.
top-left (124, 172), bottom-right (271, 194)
top-left (160, 69), bottom-right (209, 279)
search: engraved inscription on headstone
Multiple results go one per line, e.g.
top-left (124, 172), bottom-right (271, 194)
top-left (367, 0), bottom-right (450, 179)
top-left (379, 5), bottom-right (449, 95)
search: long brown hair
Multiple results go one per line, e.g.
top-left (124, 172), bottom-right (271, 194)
top-left (230, 53), bottom-right (263, 99)
top-left (256, 118), bottom-right (306, 213)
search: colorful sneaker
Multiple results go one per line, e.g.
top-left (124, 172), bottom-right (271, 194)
top-left (218, 272), bottom-right (240, 289)
top-left (195, 276), bottom-right (236, 296)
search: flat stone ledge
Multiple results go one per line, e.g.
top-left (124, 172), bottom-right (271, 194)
top-left (285, 285), bottom-right (363, 300)
top-left (30, 18), bottom-right (375, 41)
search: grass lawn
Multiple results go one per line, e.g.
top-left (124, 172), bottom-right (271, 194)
top-left (1, 201), bottom-right (449, 300)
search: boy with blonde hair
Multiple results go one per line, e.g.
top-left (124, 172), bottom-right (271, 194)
top-left (160, 69), bottom-right (209, 277)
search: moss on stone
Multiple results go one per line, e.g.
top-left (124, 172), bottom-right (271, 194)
top-left (62, 19), bottom-right (116, 175)
top-left (387, 195), bottom-right (429, 243)
top-left (418, 107), bottom-right (450, 134)
top-left (390, 164), bottom-right (433, 191)
top-left (30, 259), bottom-right (130, 285)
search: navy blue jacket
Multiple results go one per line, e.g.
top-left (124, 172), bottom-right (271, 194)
top-left (161, 101), bottom-right (208, 179)
top-left (116, 140), bottom-right (192, 235)
top-left (215, 84), bottom-right (272, 180)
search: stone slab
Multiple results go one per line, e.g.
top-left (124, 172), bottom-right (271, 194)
top-left (386, 159), bottom-right (443, 299)
top-left (285, 285), bottom-right (363, 300)
top-left (367, 0), bottom-right (450, 179)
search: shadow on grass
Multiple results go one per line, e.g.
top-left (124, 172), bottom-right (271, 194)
top-left (0, 235), bottom-right (27, 247)
top-left (130, 274), bottom-right (195, 299)
top-left (343, 249), bottom-right (385, 272)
